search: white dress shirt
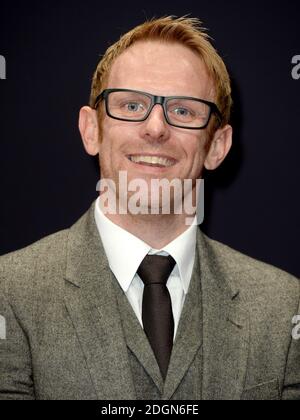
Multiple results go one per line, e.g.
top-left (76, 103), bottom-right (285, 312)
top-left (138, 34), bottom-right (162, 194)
top-left (94, 197), bottom-right (197, 340)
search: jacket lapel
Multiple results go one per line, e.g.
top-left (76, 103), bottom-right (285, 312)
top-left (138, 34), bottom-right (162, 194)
top-left (164, 229), bottom-right (250, 401)
top-left (162, 250), bottom-right (203, 400)
top-left (113, 281), bottom-right (164, 393)
top-left (64, 203), bottom-right (136, 400)
top-left (198, 231), bottom-right (250, 400)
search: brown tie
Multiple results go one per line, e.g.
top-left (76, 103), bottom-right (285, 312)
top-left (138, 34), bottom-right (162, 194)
top-left (137, 254), bottom-right (176, 380)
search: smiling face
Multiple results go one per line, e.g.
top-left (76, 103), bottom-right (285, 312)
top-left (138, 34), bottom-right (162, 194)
top-left (100, 41), bottom-right (215, 208)
top-left (79, 40), bottom-right (232, 218)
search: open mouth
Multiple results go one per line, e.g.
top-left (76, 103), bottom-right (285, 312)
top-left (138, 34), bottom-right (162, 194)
top-left (127, 155), bottom-right (176, 168)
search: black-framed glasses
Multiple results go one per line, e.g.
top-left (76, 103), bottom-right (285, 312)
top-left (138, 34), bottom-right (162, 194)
top-left (94, 88), bottom-right (222, 130)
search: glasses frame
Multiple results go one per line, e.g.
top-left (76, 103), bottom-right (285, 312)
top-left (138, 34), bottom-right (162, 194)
top-left (94, 88), bottom-right (222, 130)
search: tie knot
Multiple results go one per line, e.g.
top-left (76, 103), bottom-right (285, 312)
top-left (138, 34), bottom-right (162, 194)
top-left (137, 254), bottom-right (176, 286)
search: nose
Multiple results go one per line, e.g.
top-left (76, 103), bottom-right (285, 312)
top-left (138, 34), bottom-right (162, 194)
top-left (139, 104), bottom-right (170, 142)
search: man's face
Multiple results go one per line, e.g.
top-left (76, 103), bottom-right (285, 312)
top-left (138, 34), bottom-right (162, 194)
top-left (97, 40), bottom-right (217, 212)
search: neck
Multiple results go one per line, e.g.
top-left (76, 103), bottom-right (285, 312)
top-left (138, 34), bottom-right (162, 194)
top-left (104, 211), bottom-right (194, 249)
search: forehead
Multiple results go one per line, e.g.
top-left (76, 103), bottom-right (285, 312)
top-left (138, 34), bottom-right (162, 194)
top-left (107, 40), bottom-right (215, 99)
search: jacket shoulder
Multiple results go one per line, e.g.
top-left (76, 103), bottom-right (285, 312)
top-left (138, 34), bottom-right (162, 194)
top-left (0, 229), bottom-right (69, 297)
top-left (201, 232), bottom-right (300, 299)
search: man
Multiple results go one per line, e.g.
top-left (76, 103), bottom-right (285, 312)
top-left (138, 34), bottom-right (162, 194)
top-left (0, 16), bottom-right (299, 400)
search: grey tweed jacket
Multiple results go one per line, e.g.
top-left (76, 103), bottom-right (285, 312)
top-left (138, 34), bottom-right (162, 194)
top-left (0, 202), bottom-right (299, 400)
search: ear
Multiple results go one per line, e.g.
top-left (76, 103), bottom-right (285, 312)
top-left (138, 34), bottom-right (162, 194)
top-left (204, 124), bottom-right (233, 170)
top-left (78, 106), bottom-right (100, 156)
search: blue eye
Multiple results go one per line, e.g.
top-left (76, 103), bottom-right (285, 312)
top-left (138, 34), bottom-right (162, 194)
top-left (173, 107), bottom-right (191, 117)
top-left (126, 102), bottom-right (144, 112)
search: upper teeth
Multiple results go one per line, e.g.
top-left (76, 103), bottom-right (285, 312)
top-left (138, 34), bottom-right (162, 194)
top-left (129, 156), bottom-right (174, 167)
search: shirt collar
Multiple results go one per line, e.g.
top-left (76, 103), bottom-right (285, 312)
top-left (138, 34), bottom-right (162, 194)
top-left (94, 197), bottom-right (197, 294)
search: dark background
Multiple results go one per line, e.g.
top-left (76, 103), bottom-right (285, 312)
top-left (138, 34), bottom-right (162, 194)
top-left (0, 0), bottom-right (299, 277)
